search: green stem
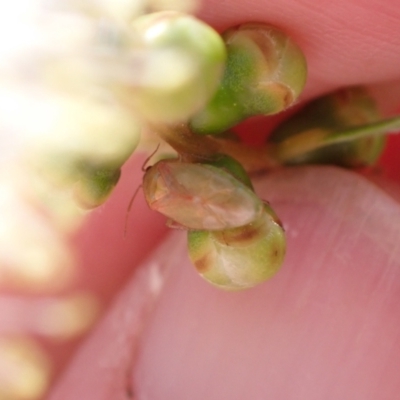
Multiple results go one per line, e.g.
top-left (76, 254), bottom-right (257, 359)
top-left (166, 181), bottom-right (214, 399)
top-left (274, 115), bottom-right (400, 163)
top-left (322, 115), bottom-right (400, 144)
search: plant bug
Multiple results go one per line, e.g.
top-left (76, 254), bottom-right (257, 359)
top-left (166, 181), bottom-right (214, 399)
top-left (142, 159), bottom-right (264, 231)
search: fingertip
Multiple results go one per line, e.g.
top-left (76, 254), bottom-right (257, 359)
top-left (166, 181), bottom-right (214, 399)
top-left (51, 167), bottom-right (400, 400)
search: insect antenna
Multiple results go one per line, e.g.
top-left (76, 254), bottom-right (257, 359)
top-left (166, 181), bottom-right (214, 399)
top-left (124, 184), bottom-right (143, 238)
top-left (125, 144), bottom-right (161, 237)
top-left (141, 143), bottom-right (160, 171)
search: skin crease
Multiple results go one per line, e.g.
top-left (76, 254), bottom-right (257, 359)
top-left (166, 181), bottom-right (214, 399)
top-left (6, 0), bottom-right (400, 398)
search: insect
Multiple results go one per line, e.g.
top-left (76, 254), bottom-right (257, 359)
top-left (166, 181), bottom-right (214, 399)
top-left (142, 159), bottom-right (264, 231)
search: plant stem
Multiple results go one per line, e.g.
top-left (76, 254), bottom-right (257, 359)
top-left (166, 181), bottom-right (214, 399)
top-left (274, 115), bottom-right (400, 163)
top-left (153, 123), bottom-right (221, 159)
top-left (152, 115), bottom-right (400, 173)
top-left (153, 123), bottom-right (279, 170)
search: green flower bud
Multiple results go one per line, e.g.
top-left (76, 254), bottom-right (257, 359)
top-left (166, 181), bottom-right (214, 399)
top-left (74, 165), bottom-right (121, 209)
top-left (269, 87), bottom-right (387, 167)
top-left (188, 204), bottom-right (286, 290)
top-left (190, 23), bottom-right (307, 135)
top-left (120, 11), bottom-right (226, 124)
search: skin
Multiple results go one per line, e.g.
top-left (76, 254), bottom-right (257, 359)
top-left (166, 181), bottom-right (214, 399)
top-left (3, 1), bottom-right (400, 399)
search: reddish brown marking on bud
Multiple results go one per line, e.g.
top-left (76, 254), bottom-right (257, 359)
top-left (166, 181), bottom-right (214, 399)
top-left (194, 252), bottom-right (214, 273)
top-left (270, 247), bottom-right (282, 262)
top-left (215, 223), bottom-right (263, 247)
top-left (282, 87), bottom-right (295, 108)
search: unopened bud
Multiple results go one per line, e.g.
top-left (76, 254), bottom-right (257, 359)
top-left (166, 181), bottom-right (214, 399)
top-left (190, 23), bottom-right (307, 135)
top-left (120, 11), bottom-right (226, 124)
top-left (188, 204), bottom-right (286, 290)
top-left (74, 165), bottom-right (121, 209)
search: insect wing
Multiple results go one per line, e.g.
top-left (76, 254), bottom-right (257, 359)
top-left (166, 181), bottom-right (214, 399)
top-left (143, 161), bottom-right (263, 230)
